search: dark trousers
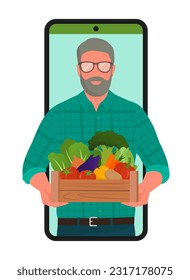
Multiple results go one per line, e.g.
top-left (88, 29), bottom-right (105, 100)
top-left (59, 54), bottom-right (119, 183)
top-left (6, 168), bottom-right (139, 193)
top-left (57, 224), bottom-right (135, 237)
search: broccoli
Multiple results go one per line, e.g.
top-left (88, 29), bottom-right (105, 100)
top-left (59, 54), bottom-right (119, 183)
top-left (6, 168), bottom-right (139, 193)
top-left (88, 131), bottom-right (129, 165)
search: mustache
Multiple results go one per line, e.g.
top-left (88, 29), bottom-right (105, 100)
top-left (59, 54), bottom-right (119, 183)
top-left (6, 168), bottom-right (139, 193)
top-left (85, 77), bottom-right (106, 82)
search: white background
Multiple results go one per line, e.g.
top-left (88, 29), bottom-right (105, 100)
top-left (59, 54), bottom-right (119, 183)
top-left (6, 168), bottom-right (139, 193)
top-left (1, 0), bottom-right (190, 279)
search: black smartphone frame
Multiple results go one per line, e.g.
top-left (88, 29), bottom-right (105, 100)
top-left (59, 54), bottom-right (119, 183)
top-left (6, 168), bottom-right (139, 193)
top-left (44, 19), bottom-right (148, 241)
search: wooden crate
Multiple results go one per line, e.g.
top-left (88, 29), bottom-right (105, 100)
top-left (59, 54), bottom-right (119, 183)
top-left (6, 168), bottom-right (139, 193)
top-left (51, 171), bottom-right (138, 202)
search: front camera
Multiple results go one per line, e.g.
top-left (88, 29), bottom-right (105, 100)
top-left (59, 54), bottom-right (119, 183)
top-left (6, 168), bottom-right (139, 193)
top-left (93, 26), bottom-right (99, 32)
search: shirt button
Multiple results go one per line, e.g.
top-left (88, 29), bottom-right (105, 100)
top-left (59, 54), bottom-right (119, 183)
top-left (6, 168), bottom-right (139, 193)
top-left (97, 115), bottom-right (100, 120)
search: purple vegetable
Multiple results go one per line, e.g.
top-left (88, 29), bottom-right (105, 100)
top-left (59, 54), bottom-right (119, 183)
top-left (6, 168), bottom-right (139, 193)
top-left (78, 155), bottom-right (100, 172)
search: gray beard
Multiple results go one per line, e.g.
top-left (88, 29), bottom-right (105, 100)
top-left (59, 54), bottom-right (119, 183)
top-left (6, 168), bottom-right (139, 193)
top-left (80, 76), bottom-right (112, 96)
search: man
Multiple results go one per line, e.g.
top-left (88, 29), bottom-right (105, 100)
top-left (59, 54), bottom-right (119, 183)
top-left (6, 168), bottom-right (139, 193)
top-left (23, 38), bottom-right (169, 237)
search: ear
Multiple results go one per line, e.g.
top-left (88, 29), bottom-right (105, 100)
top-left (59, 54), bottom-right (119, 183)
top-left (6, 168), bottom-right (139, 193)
top-left (111, 65), bottom-right (116, 76)
top-left (77, 64), bottom-right (81, 76)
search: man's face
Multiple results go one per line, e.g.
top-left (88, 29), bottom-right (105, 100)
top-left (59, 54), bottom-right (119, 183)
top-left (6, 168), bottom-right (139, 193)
top-left (77, 51), bottom-right (115, 96)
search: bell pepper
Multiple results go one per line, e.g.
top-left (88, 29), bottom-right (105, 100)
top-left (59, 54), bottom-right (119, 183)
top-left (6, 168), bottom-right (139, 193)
top-left (94, 166), bottom-right (109, 180)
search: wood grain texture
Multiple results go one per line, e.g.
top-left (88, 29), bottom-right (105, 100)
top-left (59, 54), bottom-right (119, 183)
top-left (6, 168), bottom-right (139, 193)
top-left (51, 171), bottom-right (139, 202)
top-left (59, 190), bottom-right (130, 202)
top-left (59, 179), bottom-right (130, 191)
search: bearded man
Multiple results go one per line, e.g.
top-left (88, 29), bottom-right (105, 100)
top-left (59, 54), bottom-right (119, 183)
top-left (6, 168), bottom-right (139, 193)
top-left (23, 38), bottom-right (169, 237)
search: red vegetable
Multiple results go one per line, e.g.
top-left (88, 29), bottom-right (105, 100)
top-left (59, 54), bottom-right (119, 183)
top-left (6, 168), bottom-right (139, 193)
top-left (114, 163), bottom-right (127, 172)
top-left (60, 167), bottom-right (79, 179)
top-left (78, 170), bottom-right (96, 180)
top-left (114, 163), bottom-right (135, 179)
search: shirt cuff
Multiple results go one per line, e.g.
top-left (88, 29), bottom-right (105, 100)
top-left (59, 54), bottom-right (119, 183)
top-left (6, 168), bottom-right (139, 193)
top-left (146, 165), bottom-right (170, 183)
top-left (23, 167), bottom-right (46, 184)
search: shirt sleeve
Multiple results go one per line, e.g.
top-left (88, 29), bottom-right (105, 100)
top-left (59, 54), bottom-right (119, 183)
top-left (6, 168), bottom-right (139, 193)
top-left (134, 104), bottom-right (169, 183)
top-left (22, 108), bottom-right (57, 184)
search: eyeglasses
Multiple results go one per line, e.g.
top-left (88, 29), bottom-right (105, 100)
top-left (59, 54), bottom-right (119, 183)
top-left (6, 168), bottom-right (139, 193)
top-left (78, 61), bottom-right (113, 73)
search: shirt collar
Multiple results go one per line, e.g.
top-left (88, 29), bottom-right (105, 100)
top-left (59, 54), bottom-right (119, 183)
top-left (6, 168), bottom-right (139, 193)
top-left (77, 90), bottom-right (115, 112)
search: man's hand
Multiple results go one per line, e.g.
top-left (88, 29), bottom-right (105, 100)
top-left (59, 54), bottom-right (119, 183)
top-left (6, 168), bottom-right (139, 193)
top-left (122, 182), bottom-right (149, 207)
top-left (30, 172), bottom-right (68, 207)
top-left (39, 182), bottom-right (68, 207)
top-left (122, 171), bottom-right (163, 207)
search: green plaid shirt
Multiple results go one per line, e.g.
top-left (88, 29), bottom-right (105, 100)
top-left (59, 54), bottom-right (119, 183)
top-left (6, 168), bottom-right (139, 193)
top-left (23, 91), bottom-right (169, 218)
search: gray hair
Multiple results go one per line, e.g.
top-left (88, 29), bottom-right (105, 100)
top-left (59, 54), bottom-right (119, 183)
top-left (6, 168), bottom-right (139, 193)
top-left (77, 38), bottom-right (114, 63)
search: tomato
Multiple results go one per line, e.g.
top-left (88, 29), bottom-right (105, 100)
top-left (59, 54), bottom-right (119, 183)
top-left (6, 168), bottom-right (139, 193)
top-left (129, 166), bottom-right (135, 171)
top-left (114, 163), bottom-right (135, 179)
top-left (114, 162), bottom-right (127, 173)
top-left (118, 167), bottom-right (130, 179)
top-left (60, 166), bottom-right (79, 179)
top-left (79, 170), bottom-right (96, 180)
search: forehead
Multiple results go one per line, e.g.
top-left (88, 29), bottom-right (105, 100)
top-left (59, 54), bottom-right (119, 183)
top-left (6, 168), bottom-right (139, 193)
top-left (80, 51), bottom-right (111, 62)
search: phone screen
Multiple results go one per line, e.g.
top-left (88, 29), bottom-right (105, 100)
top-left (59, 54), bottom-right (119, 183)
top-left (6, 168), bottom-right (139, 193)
top-left (45, 19), bottom-right (147, 240)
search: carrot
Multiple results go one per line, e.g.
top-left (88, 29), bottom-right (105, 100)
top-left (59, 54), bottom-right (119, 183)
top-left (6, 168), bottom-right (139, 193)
top-left (109, 159), bottom-right (120, 169)
top-left (105, 154), bottom-right (119, 169)
top-left (105, 154), bottom-right (115, 168)
top-left (72, 156), bottom-right (84, 169)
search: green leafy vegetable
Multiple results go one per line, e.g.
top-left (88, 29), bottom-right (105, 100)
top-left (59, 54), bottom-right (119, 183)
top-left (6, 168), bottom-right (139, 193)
top-left (69, 142), bottom-right (90, 161)
top-left (48, 139), bottom-right (91, 172)
top-left (48, 132), bottom-right (137, 172)
top-left (48, 152), bottom-right (71, 171)
top-left (88, 131), bottom-right (129, 165)
top-left (115, 147), bottom-right (135, 167)
top-left (60, 139), bottom-right (76, 164)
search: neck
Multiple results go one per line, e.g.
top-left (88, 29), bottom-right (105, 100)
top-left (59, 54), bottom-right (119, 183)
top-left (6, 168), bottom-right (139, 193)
top-left (85, 92), bottom-right (108, 111)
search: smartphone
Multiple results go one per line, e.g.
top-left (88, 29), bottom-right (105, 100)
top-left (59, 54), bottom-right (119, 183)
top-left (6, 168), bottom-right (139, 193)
top-left (44, 19), bottom-right (148, 241)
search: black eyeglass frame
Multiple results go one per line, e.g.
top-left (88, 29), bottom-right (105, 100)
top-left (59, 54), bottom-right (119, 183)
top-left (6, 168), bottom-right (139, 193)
top-left (78, 61), bottom-right (114, 73)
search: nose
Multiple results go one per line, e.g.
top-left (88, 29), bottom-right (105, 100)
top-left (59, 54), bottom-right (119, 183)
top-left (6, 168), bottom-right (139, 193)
top-left (90, 64), bottom-right (102, 76)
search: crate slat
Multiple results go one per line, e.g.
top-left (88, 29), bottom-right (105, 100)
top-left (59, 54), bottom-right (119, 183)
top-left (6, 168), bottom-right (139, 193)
top-left (59, 179), bottom-right (130, 191)
top-left (51, 170), bottom-right (138, 202)
top-left (59, 190), bottom-right (130, 202)
top-left (129, 171), bottom-right (138, 202)
top-left (51, 171), bottom-right (59, 202)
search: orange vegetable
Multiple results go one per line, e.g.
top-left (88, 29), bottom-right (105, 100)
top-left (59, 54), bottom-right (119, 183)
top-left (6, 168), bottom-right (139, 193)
top-left (72, 156), bottom-right (84, 169)
top-left (105, 154), bottom-right (115, 167)
top-left (105, 154), bottom-right (120, 169)
top-left (94, 166), bottom-right (109, 180)
top-left (109, 159), bottom-right (120, 169)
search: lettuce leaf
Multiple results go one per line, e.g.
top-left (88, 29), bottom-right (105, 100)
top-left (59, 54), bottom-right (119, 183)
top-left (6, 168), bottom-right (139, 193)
top-left (115, 147), bottom-right (135, 167)
top-left (69, 142), bottom-right (90, 161)
top-left (60, 139), bottom-right (76, 164)
top-left (48, 152), bottom-right (71, 171)
top-left (49, 139), bottom-right (91, 171)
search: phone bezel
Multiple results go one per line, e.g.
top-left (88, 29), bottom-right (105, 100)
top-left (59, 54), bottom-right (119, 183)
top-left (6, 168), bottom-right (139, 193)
top-left (44, 19), bottom-right (148, 241)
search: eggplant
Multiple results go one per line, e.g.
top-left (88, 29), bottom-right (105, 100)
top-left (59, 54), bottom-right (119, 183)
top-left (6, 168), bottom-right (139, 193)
top-left (78, 155), bottom-right (100, 172)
